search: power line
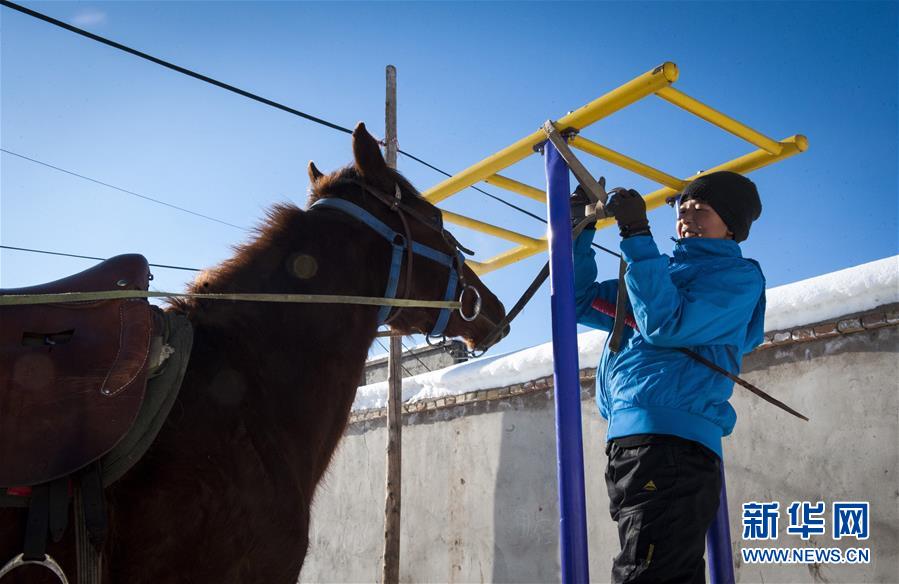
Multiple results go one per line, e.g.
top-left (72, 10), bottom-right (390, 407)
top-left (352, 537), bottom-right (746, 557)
top-left (374, 338), bottom-right (414, 378)
top-left (0, 245), bottom-right (200, 272)
top-left (397, 149), bottom-right (548, 224)
top-left (399, 339), bottom-right (433, 373)
top-left (1, 149), bottom-right (247, 231)
top-left (0, 0), bottom-right (549, 230)
top-left (3, 147), bottom-right (615, 266)
top-left (372, 337), bottom-right (437, 375)
top-left (2, 0), bottom-right (620, 261)
top-left (0, 0), bottom-right (353, 136)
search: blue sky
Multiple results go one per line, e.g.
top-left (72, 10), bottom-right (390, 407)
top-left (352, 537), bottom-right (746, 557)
top-left (2, 1), bottom-right (897, 358)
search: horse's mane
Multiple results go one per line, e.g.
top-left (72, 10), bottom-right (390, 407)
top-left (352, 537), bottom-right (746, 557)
top-left (169, 163), bottom-right (423, 314)
top-left (167, 203), bottom-right (303, 314)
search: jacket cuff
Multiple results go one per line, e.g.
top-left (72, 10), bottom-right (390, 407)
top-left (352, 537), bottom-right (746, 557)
top-left (620, 234), bottom-right (660, 263)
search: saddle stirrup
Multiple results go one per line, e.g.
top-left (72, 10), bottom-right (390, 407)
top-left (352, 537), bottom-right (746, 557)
top-left (0, 553), bottom-right (70, 583)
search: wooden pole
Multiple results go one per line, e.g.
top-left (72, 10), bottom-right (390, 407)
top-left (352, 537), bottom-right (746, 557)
top-left (381, 64), bottom-right (401, 584)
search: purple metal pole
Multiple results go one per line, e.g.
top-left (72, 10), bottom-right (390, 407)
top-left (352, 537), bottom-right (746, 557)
top-left (706, 464), bottom-right (735, 584)
top-left (545, 141), bottom-right (590, 583)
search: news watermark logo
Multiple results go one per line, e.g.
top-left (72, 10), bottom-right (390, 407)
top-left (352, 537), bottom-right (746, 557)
top-left (740, 501), bottom-right (870, 564)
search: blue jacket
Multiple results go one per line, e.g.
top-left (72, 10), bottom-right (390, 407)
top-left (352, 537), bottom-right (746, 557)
top-left (574, 232), bottom-right (766, 458)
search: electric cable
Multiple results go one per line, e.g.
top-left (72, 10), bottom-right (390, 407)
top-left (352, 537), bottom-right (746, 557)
top-left (0, 244), bottom-right (200, 271)
top-left (399, 339), bottom-right (433, 373)
top-left (374, 338), bottom-right (414, 378)
top-left (0, 1), bottom-right (352, 136)
top-left (1, 149), bottom-right (247, 231)
top-left (1, 0), bottom-right (620, 258)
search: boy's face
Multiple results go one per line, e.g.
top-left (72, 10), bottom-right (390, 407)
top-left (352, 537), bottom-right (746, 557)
top-left (676, 198), bottom-right (732, 240)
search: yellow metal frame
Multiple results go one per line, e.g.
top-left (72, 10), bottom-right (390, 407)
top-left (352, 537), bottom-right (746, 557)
top-left (422, 62), bottom-right (808, 275)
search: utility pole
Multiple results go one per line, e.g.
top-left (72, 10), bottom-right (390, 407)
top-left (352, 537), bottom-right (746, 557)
top-left (381, 64), bottom-right (401, 584)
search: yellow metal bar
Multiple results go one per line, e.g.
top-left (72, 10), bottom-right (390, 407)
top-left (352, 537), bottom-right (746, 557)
top-left (484, 174), bottom-right (546, 202)
top-left (440, 210), bottom-right (542, 247)
top-left (463, 259), bottom-right (486, 274)
top-left (641, 134), bottom-right (808, 211)
top-left (569, 136), bottom-right (688, 191)
top-left (423, 62), bottom-right (679, 204)
top-left (474, 216), bottom-right (619, 275)
top-left (474, 242), bottom-right (544, 275)
top-left (470, 135), bottom-right (807, 275)
top-left (656, 87), bottom-right (783, 155)
top-left (560, 62), bottom-right (679, 129)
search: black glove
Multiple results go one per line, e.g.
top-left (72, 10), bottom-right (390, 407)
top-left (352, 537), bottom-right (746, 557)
top-left (569, 177), bottom-right (606, 230)
top-left (605, 188), bottom-right (651, 238)
top-left (569, 186), bottom-right (594, 230)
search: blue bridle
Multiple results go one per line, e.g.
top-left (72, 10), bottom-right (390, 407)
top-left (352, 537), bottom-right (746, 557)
top-left (310, 191), bottom-right (471, 338)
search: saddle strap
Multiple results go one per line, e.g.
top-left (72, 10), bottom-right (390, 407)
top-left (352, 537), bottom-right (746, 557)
top-left (22, 484), bottom-right (49, 561)
top-left (21, 476), bottom-right (68, 561)
top-left (75, 464), bottom-right (105, 584)
top-left (74, 484), bottom-right (102, 584)
top-left (78, 464), bottom-right (107, 548)
top-left (48, 478), bottom-right (70, 543)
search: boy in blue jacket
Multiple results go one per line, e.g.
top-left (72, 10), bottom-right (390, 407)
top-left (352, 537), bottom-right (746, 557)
top-left (573, 171), bottom-right (766, 583)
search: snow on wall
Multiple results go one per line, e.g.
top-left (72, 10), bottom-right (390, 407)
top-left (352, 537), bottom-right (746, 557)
top-left (353, 255), bottom-right (898, 412)
top-left (354, 330), bottom-right (609, 411)
top-left (764, 255), bottom-right (898, 331)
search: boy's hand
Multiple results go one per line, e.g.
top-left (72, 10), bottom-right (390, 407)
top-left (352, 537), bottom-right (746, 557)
top-left (569, 186), bottom-right (595, 230)
top-left (569, 177), bottom-right (607, 230)
top-left (606, 188), bottom-right (651, 238)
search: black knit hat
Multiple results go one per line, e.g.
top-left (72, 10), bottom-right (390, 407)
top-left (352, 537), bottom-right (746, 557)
top-left (679, 171), bottom-right (762, 242)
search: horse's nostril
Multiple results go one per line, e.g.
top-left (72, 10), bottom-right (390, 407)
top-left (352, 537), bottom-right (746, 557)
top-left (502, 325), bottom-right (511, 338)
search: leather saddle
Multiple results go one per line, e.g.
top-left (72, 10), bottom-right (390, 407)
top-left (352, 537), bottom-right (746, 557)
top-left (0, 254), bottom-right (159, 487)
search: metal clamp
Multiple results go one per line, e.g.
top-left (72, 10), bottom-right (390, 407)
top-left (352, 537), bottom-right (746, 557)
top-left (542, 120), bottom-right (609, 211)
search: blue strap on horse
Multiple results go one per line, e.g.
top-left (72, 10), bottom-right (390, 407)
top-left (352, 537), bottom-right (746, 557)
top-left (310, 197), bottom-right (462, 337)
top-left (381, 241), bottom-right (405, 323)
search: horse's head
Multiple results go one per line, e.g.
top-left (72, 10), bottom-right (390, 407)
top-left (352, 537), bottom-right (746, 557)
top-left (306, 123), bottom-right (508, 351)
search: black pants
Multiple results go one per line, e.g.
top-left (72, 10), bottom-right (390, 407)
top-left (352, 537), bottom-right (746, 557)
top-left (605, 435), bottom-right (721, 584)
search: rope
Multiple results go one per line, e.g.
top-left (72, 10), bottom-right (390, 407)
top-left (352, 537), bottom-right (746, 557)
top-left (0, 289), bottom-right (461, 309)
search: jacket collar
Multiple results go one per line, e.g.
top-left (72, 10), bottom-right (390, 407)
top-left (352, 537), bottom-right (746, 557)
top-left (672, 237), bottom-right (743, 260)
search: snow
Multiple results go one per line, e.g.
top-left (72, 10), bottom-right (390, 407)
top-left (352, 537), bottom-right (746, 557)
top-left (764, 255), bottom-right (898, 331)
top-left (353, 255), bottom-right (898, 412)
top-left (353, 330), bottom-right (608, 411)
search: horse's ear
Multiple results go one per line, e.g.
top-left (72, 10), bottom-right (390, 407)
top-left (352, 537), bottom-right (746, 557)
top-left (352, 122), bottom-right (390, 185)
top-left (308, 161), bottom-right (324, 184)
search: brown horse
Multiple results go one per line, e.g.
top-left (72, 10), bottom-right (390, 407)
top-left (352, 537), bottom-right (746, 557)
top-left (0, 123), bottom-right (507, 583)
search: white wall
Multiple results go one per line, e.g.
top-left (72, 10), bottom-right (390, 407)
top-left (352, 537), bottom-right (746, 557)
top-left (302, 322), bottom-right (898, 583)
